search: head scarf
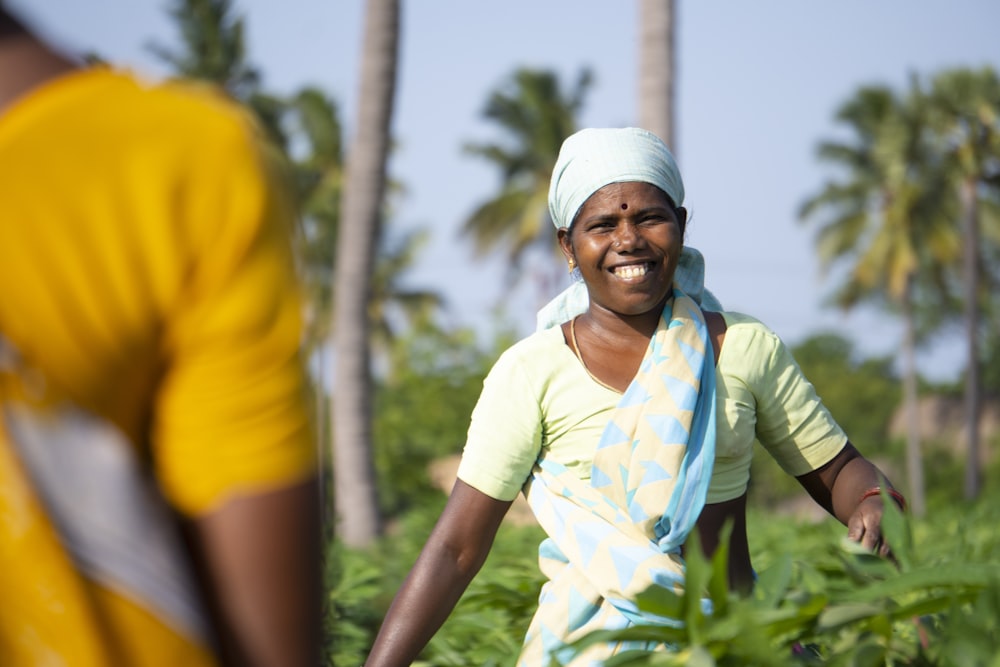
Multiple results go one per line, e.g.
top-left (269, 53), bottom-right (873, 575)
top-left (548, 127), bottom-right (684, 230)
top-left (537, 127), bottom-right (722, 330)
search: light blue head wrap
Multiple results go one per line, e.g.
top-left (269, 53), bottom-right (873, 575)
top-left (548, 127), bottom-right (684, 230)
top-left (537, 127), bottom-right (722, 330)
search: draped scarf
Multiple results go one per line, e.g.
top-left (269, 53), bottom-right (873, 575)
top-left (519, 289), bottom-right (716, 666)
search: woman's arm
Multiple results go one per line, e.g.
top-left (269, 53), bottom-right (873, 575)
top-left (364, 479), bottom-right (513, 667)
top-left (796, 442), bottom-right (901, 557)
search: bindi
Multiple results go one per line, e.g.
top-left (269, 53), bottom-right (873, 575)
top-left (620, 203), bottom-right (628, 210)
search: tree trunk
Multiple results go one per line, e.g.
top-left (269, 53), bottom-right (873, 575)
top-left (331, 0), bottom-right (400, 548)
top-left (961, 177), bottom-right (982, 501)
top-left (901, 281), bottom-right (926, 517)
top-left (637, 0), bottom-right (676, 152)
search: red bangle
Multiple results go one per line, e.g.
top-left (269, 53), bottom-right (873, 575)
top-left (858, 486), bottom-right (907, 512)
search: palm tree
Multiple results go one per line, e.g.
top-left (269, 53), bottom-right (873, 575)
top-left (799, 83), bottom-right (959, 518)
top-left (148, 0), bottom-right (258, 96)
top-left (637, 0), bottom-right (677, 152)
top-left (331, 0), bottom-right (401, 548)
top-left (461, 67), bottom-right (593, 297)
top-left (287, 87), bottom-right (344, 355)
top-left (369, 228), bottom-right (445, 368)
top-left (149, 0), bottom-right (289, 152)
top-left (926, 66), bottom-right (1000, 501)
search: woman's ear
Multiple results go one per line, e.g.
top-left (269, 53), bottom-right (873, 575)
top-left (557, 227), bottom-right (574, 262)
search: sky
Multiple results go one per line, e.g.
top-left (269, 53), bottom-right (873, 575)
top-left (14, 0), bottom-right (1000, 382)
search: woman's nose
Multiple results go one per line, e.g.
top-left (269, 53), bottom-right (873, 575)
top-left (612, 222), bottom-right (639, 250)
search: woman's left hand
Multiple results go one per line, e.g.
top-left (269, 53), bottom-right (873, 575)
top-left (846, 495), bottom-right (892, 558)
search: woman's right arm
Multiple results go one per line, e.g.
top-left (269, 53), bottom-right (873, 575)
top-left (364, 479), bottom-right (513, 667)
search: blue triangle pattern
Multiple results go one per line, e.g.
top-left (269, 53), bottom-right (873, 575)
top-left (618, 382), bottom-right (653, 408)
top-left (643, 413), bottom-right (689, 445)
top-left (539, 538), bottom-right (569, 564)
top-left (572, 519), bottom-right (616, 568)
top-left (638, 459), bottom-right (674, 485)
top-left (660, 373), bottom-right (697, 408)
top-left (628, 500), bottom-right (650, 523)
top-left (596, 421), bottom-right (631, 450)
top-left (619, 463), bottom-right (629, 487)
top-left (611, 545), bottom-right (657, 592)
top-left (677, 338), bottom-right (703, 376)
top-left (567, 588), bottom-right (602, 633)
top-left (591, 465), bottom-right (613, 488)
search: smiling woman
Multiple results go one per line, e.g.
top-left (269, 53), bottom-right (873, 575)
top-left (364, 127), bottom-right (904, 667)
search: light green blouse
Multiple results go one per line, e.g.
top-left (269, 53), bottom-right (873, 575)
top-left (457, 312), bottom-right (847, 505)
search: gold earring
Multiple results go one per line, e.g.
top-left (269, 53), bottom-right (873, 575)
top-left (567, 257), bottom-right (576, 272)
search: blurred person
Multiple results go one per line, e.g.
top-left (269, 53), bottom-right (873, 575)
top-left (0, 6), bottom-right (320, 666)
top-left (365, 127), bottom-right (905, 666)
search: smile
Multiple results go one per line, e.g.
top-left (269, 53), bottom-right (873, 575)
top-left (611, 263), bottom-right (651, 280)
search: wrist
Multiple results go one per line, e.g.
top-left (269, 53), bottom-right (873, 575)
top-left (858, 486), bottom-right (906, 512)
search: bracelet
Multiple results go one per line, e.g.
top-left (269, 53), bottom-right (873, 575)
top-left (858, 486), bottom-right (907, 512)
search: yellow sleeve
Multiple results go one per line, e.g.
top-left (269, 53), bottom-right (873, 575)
top-left (748, 324), bottom-right (847, 476)
top-left (153, 103), bottom-right (315, 516)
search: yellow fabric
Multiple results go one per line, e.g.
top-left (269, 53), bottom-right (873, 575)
top-left (0, 417), bottom-right (216, 666)
top-left (0, 68), bottom-right (315, 664)
top-left (458, 312), bottom-right (847, 504)
top-left (0, 67), bottom-right (315, 513)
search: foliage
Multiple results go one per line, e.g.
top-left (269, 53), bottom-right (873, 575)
top-left (148, 0), bottom-right (259, 98)
top-left (799, 80), bottom-right (957, 338)
top-left (420, 521), bottom-right (548, 667)
top-left (324, 495), bottom-right (546, 667)
top-left (925, 66), bottom-right (1000, 328)
top-left (462, 67), bottom-right (593, 279)
top-left (324, 538), bottom-right (386, 666)
top-left (372, 320), bottom-right (512, 515)
top-left (331, 480), bottom-right (1000, 667)
top-left (791, 333), bottom-right (901, 454)
top-left (564, 492), bottom-right (1000, 666)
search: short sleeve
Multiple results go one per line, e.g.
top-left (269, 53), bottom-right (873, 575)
top-left (750, 329), bottom-right (847, 476)
top-left (154, 110), bottom-right (315, 516)
top-left (457, 347), bottom-right (544, 501)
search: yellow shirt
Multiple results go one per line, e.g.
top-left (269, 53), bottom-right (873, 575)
top-left (0, 68), bottom-right (315, 666)
top-left (458, 312), bottom-right (847, 504)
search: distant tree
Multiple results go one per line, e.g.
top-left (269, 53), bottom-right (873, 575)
top-left (462, 67), bottom-right (593, 298)
top-left (799, 83), bottom-right (959, 517)
top-left (148, 0), bottom-right (289, 152)
top-left (372, 320), bottom-right (510, 516)
top-left (148, 0), bottom-right (258, 96)
top-left (791, 333), bottom-right (900, 451)
top-left (637, 0), bottom-right (677, 151)
top-left (369, 229), bottom-right (444, 363)
top-left (286, 87), bottom-right (344, 354)
top-left (332, 0), bottom-right (401, 547)
top-left (925, 66), bottom-right (1000, 500)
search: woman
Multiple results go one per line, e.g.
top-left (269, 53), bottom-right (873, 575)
top-left (365, 127), bottom-right (903, 666)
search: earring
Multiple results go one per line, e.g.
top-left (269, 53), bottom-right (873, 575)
top-left (567, 257), bottom-right (576, 272)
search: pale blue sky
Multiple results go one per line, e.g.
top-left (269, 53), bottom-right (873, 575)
top-left (14, 1), bottom-right (1000, 381)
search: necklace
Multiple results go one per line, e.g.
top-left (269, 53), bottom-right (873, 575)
top-left (569, 316), bottom-right (621, 394)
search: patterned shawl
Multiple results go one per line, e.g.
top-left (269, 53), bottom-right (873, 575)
top-left (519, 289), bottom-right (716, 666)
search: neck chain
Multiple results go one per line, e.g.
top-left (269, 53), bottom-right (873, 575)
top-left (569, 317), bottom-right (621, 394)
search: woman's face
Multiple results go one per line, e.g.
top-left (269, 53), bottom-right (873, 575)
top-left (559, 181), bottom-right (686, 317)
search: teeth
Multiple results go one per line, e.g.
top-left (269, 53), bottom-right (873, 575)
top-left (614, 264), bottom-right (648, 279)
